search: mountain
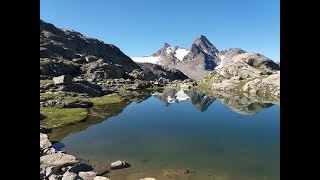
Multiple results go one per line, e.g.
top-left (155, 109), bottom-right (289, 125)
top-left (131, 35), bottom-right (221, 80)
top-left (40, 19), bottom-right (190, 83)
top-left (40, 19), bottom-right (139, 80)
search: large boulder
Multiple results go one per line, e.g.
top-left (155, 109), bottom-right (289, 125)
top-left (53, 75), bottom-right (73, 85)
top-left (40, 133), bottom-right (52, 149)
top-left (68, 162), bottom-right (93, 174)
top-left (40, 153), bottom-right (79, 169)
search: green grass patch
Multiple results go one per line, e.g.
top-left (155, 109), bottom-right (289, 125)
top-left (41, 107), bottom-right (88, 128)
top-left (89, 94), bottom-right (124, 106)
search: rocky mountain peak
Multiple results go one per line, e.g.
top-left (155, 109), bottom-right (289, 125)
top-left (192, 35), bottom-right (219, 56)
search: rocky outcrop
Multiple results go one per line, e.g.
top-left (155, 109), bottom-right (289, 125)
top-left (218, 48), bottom-right (246, 66)
top-left (137, 62), bottom-right (188, 81)
top-left (201, 52), bottom-right (280, 99)
top-left (55, 99), bottom-right (93, 108)
top-left (40, 19), bottom-right (139, 78)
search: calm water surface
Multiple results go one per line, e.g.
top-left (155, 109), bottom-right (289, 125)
top-left (57, 89), bottom-right (280, 180)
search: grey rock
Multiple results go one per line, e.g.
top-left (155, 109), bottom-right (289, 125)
top-left (53, 75), bottom-right (73, 85)
top-left (78, 171), bottom-right (97, 180)
top-left (110, 160), bottom-right (130, 170)
top-left (68, 162), bottom-right (93, 174)
top-left (40, 168), bottom-right (46, 179)
top-left (46, 166), bottom-right (60, 177)
top-left (40, 153), bottom-right (79, 169)
top-left (42, 147), bottom-right (58, 155)
top-left (40, 133), bottom-right (52, 149)
top-left (49, 174), bottom-right (63, 180)
top-left (85, 55), bottom-right (99, 63)
top-left (61, 171), bottom-right (81, 180)
top-left (94, 177), bottom-right (110, 180)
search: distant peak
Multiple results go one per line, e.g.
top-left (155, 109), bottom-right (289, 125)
top-left (163, 43), bottom-right (171, 48)
top-left (195, 35), bottom-right (209, 43)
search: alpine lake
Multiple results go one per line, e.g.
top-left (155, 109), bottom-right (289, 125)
top-left (50, 88), bottom-right (279, 180)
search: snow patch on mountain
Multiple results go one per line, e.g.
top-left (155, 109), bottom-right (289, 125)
top-left (131, 56), bottom-right (160, 64)
top-left (175, 89), bottom-right (190, 101)
top-left (174, 48), bottom-right (190, 61)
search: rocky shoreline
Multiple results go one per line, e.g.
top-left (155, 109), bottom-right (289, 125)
top-left (41, 132), bottom-right (112, 180)
top-left (41, 132), bottom-right (191, 180)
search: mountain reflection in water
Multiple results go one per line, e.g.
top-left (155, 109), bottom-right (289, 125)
top-left (49, 88), bottom-right (279, 141)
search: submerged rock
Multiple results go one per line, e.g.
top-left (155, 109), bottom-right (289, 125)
top-left (163, 169), bottom-right (189, 177)
top-left (110, 160), bottom-right (130, 170)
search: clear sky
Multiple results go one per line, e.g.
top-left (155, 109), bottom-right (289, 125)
top-left (40, 0), bottom-right (280, 61)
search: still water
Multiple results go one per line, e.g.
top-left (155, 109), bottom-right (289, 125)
top-left (57, 89), bottom-right (280, 180)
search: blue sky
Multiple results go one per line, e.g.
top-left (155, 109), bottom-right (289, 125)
top-left (40, 0), bottom-right (279, 61)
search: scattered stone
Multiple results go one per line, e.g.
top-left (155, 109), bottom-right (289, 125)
top-left (43, 147), bottom-right (57, 155)
top-left (68, 162), bottom-right (93, 174)
top-left (110, 160), bottom-right (130, 170)
top-left (140, 178), bottom-right (156, 180)
top-left (49, 174), bottom-right (63, 180)
top-left (53, 75), bottom-right (73, 85)
top-left (40, 168), bottom-right (46, 179)
top-left (61, 171), bottom-right (81, 180)
top-left (94, 176), bottom-right (110, 180)
top-left (45, 166), bottom-right (60, 177)
top-left (78, 171), bottom-right (97, 180)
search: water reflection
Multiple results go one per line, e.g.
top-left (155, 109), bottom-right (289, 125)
top-left (152, 88), bottom-right (277, 115)
top-left (49, 88), bottom-right (279, 141)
